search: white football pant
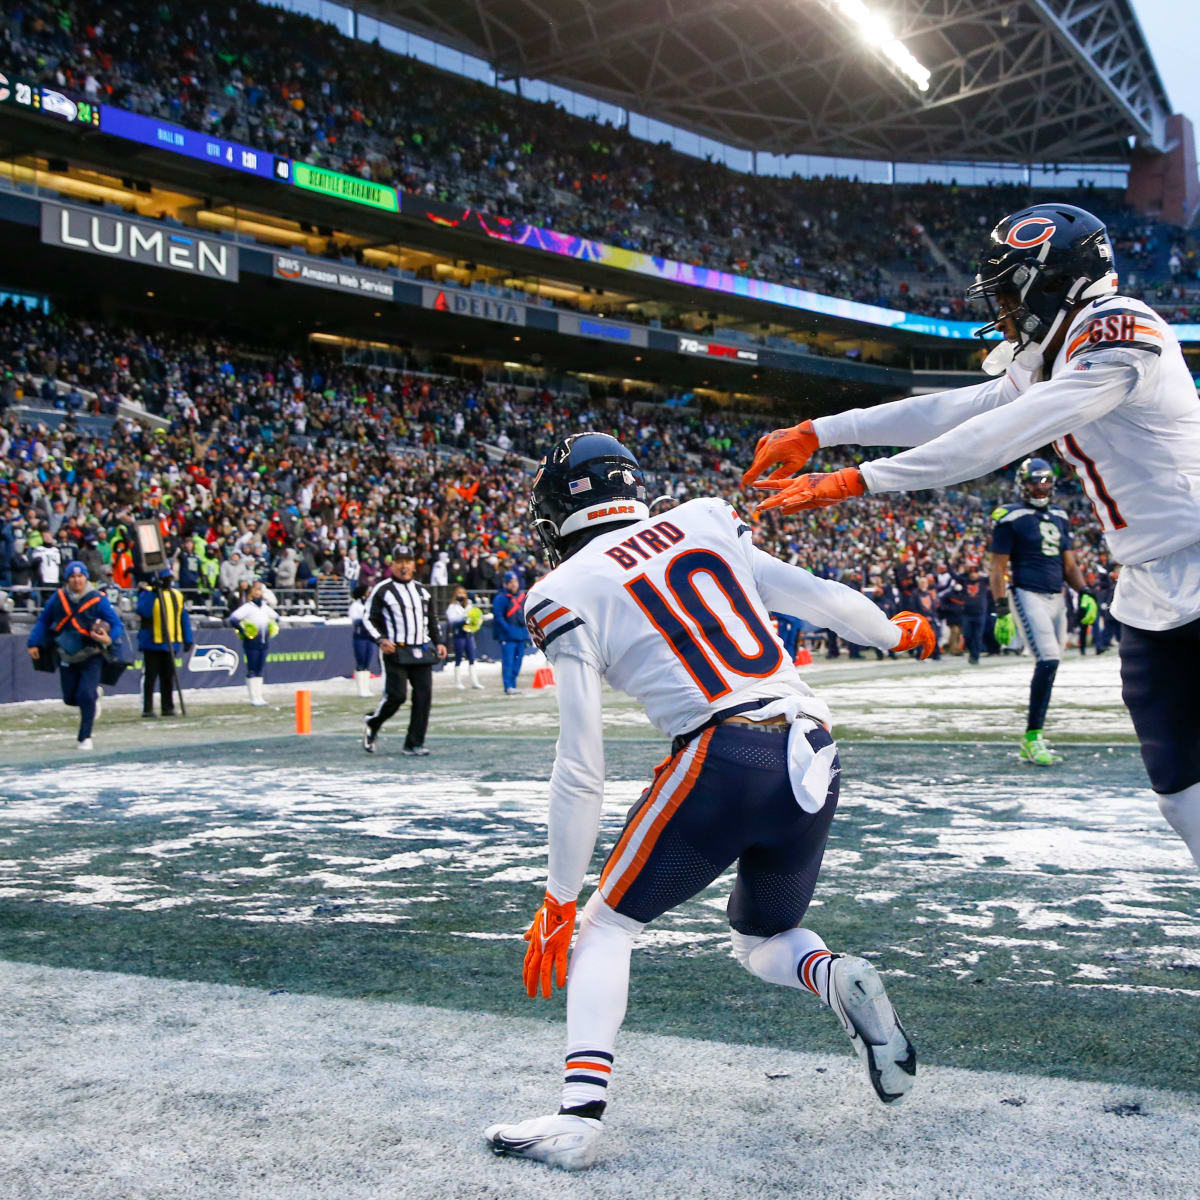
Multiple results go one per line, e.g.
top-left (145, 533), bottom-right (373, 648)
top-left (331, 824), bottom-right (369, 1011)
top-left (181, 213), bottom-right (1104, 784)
top-left (1011, 588), bottom-right (1067, 662)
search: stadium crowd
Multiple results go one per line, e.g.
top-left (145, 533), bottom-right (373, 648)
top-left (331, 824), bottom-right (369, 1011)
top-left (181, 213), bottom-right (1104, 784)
top-left (1, 305), bottom-right (1116, 655)
top-left (3, 0), bottom-right (1197, 324)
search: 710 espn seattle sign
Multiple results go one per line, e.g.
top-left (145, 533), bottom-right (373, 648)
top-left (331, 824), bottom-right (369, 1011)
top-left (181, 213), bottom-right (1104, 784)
top-left (40, 202), bottom-right (239, 281)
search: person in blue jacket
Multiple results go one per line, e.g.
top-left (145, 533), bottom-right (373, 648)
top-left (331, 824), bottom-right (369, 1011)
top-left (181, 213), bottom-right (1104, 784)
top-left (137, 568), bottom-right (194, 718)
top-left (27, 560), bottom-right (126, 750)
top-left (770, 612), bottom-right (803, 661)
top-left (493, 571), bottom-right (529, 695)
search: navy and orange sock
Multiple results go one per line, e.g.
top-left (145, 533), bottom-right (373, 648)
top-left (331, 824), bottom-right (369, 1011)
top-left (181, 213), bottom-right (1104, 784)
top-left (560, 1049), bottom-right (613, 1115)
top-left (797, 948), bottom-right (833, 1005)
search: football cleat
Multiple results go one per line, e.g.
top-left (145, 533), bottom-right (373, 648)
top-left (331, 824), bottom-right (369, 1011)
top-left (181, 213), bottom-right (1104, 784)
top-left (827, 954), bottom-right (916, 1104)
top-left (402, 746), bottom-right (430, 757)
top-left (1019, 732), bottom-right (1061, 766)
top-left (361, 717), bottom-right (377, 754)
top-left (485, 1112), bottom-right (603, 1170)
top-left (76, 738), bottom-right (94, 751)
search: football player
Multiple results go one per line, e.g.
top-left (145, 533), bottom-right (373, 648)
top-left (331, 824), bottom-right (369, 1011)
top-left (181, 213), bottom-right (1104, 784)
top-left (485, 433), bottom-right (935, 1169)
top-left (743, 203), bottom-right (1200, 869)
top-left (989, 457), bottom-right (1097, 765)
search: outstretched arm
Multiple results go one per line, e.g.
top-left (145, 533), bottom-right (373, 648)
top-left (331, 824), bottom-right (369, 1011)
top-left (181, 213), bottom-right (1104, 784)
top-left (750, 547), bottom-right (900, 650)
top-left (743, 376), bottom-right (1013, 487)
top-left (760, 357), bottom-right (1140, 513)
top-left (859, 360), bottom-right (1136, 495)
top-left (812, 375), bottom-right (1015, 451)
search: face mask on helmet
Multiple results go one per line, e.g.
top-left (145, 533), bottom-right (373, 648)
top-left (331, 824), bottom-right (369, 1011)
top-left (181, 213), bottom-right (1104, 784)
top-left (1017, 457), bottom-right (1055, 508)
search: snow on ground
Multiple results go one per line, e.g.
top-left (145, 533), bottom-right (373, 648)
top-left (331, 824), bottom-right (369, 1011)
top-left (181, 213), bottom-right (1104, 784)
top-left (1, 959), bottom-right (1196, 1200)
top-left (0, 649), bottom-right (1131, 762)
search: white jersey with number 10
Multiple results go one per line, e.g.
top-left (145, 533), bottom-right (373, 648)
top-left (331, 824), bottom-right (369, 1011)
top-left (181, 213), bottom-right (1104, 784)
top-left (524, 497), bottom-right (897, 739)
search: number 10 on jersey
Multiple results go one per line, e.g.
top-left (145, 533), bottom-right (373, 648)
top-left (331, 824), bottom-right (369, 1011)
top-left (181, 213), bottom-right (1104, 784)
top-left (625, 549), bottom-right (782, 702)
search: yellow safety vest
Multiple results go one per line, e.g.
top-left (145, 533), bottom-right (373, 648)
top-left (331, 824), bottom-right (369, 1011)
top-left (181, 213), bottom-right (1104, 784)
top-left (152, 588), bottom-right (185, 646)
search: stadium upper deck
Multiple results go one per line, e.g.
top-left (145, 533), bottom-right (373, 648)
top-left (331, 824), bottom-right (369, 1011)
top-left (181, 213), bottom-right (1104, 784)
top-left (0, 0), bottom-right (1196, 407)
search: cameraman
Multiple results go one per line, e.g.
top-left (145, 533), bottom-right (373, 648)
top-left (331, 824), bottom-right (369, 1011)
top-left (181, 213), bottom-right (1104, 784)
top-left (27, 560), bottom-right (125, 750)
top-left (137, 567), bottom-right (194, 718)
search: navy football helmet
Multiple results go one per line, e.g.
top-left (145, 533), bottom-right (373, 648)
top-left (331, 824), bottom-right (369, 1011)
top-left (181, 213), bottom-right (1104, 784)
top-left (530, 433), bottom-right (648, 566)
top-left (968, 204), bottom-right (1117, 360)
top-left (1017, 456), bottom-right (1055, 509)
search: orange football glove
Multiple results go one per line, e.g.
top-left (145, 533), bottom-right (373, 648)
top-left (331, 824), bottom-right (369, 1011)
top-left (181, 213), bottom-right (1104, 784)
top-left (742, 420), bottom-right (820, 488)
top-left (522, 893), bottom-right (577, 998)
top-left (890, 611), bottom-right (937, 660)
top-left (753, 467), bottom-right (866, 514)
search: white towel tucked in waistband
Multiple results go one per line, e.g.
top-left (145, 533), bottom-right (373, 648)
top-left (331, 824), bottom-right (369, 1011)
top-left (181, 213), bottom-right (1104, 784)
top-left (737, 694), bottom-right (838, 814)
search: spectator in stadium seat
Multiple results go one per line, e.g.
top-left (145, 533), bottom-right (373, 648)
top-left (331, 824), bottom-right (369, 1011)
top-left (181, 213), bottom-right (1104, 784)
top-left (0, 515), bottom-right (14, 586)
top-left (79, 533), bottom-right (107, 585)
top-left (110, 538), bottom-right (134, 590)
top-left (31, 528), bottom-right (63, 599)
top-left (274, 546), bottom-right (299, 591)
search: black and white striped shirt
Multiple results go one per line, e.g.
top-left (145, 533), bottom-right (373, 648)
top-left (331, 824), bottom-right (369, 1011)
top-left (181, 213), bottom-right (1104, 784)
top-left (362, 578), bottom-right (440, 648)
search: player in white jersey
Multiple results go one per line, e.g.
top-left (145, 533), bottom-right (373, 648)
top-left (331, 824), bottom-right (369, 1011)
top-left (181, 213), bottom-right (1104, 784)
top-left (484, 433), bottom-right (936, 1169)
top-left (743, 203), bottom-right (1200, 870)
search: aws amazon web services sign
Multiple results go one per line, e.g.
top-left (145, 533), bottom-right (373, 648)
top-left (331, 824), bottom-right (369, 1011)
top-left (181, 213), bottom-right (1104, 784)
top-left (41, 203), bottom-right (239, 281)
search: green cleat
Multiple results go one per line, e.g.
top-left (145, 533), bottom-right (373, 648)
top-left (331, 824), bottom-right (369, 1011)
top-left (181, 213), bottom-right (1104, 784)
top-left (1019, 731), bottom-right (1062, 766)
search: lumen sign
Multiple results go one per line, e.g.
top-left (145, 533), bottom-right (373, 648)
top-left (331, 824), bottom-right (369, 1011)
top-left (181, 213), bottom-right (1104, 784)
top-left (40, 203), bottom-right (239, 281)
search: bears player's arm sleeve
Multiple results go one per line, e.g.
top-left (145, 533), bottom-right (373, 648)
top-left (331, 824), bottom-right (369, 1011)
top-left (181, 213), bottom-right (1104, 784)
top-left (545, 655), bottom-right (606, 904)
top-left (749, 547), bottom-right (901, 650)
top-left (526, 596), bottom-right (604, 671)
top-left (860, 359), bottom-right (1138, 495)
top-left (811, 375), bottom-right (1013, 449)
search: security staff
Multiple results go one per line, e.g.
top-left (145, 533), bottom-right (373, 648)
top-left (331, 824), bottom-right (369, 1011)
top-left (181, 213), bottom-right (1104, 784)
top-left (361, 547), bottom-right (447, 755)
top-left (27, 560), bottom-right (126, 750)
top-left (137, 568), bottom-right (194, 718)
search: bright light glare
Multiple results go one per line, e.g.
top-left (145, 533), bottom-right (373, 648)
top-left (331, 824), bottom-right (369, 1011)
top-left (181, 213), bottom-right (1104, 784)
top-left (831, 0), bottom-right (931, 91)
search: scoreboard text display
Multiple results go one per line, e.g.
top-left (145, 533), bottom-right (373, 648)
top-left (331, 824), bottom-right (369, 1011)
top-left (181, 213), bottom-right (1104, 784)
top-left (292, 163), bottom-right (398, 212)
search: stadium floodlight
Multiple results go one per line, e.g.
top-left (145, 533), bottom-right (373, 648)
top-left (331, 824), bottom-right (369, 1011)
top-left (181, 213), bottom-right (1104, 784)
top-left (825, 0), bottom-right (931, 93)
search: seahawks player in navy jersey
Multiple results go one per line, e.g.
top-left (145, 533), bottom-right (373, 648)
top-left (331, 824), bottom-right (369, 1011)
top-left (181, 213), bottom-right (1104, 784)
top-left (989, 457), bottom-right (1097, 765)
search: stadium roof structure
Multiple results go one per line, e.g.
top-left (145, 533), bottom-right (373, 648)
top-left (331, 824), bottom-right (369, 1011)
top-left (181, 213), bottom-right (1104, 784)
top-left (361, 0), bottom-right (1173, 163)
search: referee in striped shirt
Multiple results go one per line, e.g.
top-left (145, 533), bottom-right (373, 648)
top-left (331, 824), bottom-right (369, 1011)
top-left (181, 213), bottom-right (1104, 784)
top-left (361, 547), bottom-right (446, 755)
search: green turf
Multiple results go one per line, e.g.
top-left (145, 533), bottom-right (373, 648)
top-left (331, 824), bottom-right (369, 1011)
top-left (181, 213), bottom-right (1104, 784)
top-left (1, 733), bottom-right (1196, 1093)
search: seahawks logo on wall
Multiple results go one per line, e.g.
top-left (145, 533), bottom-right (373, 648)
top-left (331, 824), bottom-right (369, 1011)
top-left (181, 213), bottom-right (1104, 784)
top-left (188, 645), bottom-right (240, 675)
